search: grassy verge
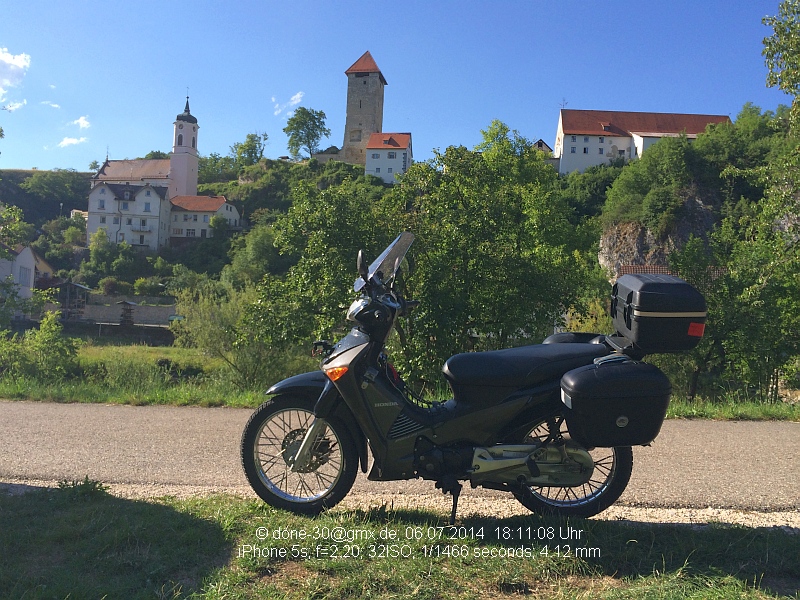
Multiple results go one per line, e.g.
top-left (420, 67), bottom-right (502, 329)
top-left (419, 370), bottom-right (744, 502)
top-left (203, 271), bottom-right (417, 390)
top-left (1, 484), bottom-right (797, 599)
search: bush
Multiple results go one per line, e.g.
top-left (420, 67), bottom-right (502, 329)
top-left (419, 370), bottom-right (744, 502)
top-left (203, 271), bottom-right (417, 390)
top-left (15, 312), bottom-right (78, 382)
top-left (98, 277), bottom-right (134, 296)
top-left (133, 276), bottom-right (164, 296)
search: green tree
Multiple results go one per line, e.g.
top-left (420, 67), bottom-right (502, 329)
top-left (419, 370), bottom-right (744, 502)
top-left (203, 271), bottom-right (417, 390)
top-left (231, 132), bottom-right (268, 171)
top-left (19, 169), bottom-right (90, 224)
top-left (764, 0), bottom-right (800, 128)
top-left (283, 107), bottom-right (331, 159)
top-left (141, 150), bottom-right (169, 159)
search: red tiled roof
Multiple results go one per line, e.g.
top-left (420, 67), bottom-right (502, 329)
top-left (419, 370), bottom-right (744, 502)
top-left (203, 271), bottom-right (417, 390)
top-left (345, 51), bottom-right (387, 85)
top-left (94, 159), bottom-right (171, 181)
top-left (366, 133), bottom-right (411, 150)
top-left (170, 195), bottom-right (227, 212)
top-left (560, 109), bottom-right (730, 137)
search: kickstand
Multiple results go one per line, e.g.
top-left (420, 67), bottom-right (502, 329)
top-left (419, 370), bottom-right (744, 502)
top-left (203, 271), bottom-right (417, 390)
top-left (436, 477), bottom-right (463, 526)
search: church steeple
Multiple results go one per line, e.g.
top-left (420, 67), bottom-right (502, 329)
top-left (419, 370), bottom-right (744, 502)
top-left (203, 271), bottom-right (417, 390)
top-left (171, 96), bottom-right (199, 197)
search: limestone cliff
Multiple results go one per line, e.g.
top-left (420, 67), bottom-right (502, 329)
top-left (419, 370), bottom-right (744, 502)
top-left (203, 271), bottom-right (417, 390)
top-left (598, 198), bottom-right (717, 279)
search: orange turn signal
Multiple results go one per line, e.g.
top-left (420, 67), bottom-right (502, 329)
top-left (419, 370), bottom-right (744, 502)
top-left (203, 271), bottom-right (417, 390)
top-left (324, 366), bottom-right (349, 382)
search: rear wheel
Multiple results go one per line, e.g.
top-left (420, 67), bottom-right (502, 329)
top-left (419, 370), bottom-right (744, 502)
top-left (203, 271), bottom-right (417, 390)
top-left (241, 395), bottom-right (358, 515)
top-left (512, 418), bottom-right (633, 518)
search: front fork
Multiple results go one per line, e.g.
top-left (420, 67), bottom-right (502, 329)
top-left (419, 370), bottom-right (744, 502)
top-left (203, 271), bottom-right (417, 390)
top-left (288, 379), bottom-right (338, 472)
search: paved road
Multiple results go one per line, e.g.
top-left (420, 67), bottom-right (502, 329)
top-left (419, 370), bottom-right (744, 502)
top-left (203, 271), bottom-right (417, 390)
top-left (1, 400), bottom-right (797, 510)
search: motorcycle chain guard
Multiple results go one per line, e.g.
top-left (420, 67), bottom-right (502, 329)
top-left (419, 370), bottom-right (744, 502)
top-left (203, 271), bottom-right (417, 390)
top-left (469, 442), bottom-right (594, 487)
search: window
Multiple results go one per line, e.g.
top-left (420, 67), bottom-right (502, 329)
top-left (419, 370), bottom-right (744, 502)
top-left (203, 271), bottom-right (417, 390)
top-left (186, 229), bottom-right (196, 237)
top-left (388, 152), bottom-right (396, 159)
top-left (192, 137), bottom-right (195, 148)
top-left (139, 235), bottom-right (145, 245)
top-left (571, 136), bottom-right (576, 142)
top-left (193, 214), bottom-right (198, 222)
top-left (203, 215), bottom-right (209, 223)
top-left (201, 229), bottom-right (207, 238)
top-left (599, 137), bottom-right (604, 143)
top-left (183, 214), bottom-right (189, 221)
top-left (173, 228), bottom-right (183, 235)
top-left (98, 199), bottom-right (105, 210)
top-left (100, 216), bottom-right (106, 224)
top-left (113, 216), bottom-right (120, 225)
top-left (371, 153), bottom-right (380, 159)
top-left (599, 148), bottom-right (605, 155)
top-left (173, 215), bottom-right (178, 222)
top-left (144, 202), bottom-right (151, 212)
top-left (100, 188), bottom-right (106, 195)
top-left (375, 167), bottom-right (380, 173)
top-left (122, 201), bottom-right (129, 210)
top-left (583, 137), bottom-right (589, 143)
top-left (177, 134), bottom-right (183, 146)
top-left (126, 218), bottom-right (132, 225)
top-left (18, 266), bottom-right (31, 288)
top-left (140, 219), bottom-right (147, 227)
top-left (124, 191), bottom-right (130, 200)
top-left (387, 168), bottom-right (393, 173)
top-left (570, 147), bottom-right (576, 154)
top-left (118, 232), bottom-right (125, 242)
top-left (583, 147), bottom-right (588, 154)
top-left (603, 125), bottom-right (611, 131)
top-left (146, 190), bottom-right (151, 196)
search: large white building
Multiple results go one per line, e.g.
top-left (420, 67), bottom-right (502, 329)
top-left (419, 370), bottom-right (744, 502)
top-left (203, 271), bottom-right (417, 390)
top-left (86, 99), bottom-right (236, 251)
top-left (364, 133), bottom-right (412, 184)
top-left (554, 109), bottom-right (730, 174)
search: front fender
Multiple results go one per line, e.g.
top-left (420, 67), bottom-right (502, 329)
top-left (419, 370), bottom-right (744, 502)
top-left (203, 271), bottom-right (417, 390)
top-left (266, 371), bottom-right (328, 398)
top-left (265, 371), bottom-right (370, 473)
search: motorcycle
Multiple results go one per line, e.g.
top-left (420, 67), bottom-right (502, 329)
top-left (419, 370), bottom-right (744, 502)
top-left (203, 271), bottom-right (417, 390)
top-left (241, 232), bottom-right (706, 523)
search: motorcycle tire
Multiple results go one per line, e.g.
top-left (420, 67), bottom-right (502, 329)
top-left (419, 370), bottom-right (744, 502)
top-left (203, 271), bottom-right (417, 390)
top-left (511, 421), bottom-right (633, 518)
top-left (241, 394), bottom-right (358, 515)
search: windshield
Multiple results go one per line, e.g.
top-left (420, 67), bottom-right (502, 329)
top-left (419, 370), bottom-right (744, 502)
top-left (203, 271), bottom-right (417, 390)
top-left (354, 232), bottom-right (414, 291)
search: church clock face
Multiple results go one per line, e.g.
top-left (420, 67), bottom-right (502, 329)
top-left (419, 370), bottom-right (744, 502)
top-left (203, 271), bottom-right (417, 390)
top-left (179, 124), bottom-right (184, 129)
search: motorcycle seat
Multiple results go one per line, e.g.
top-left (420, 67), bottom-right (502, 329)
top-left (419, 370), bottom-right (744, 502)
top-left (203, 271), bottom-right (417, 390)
top-left (443, 343), bottom-right (610, 389)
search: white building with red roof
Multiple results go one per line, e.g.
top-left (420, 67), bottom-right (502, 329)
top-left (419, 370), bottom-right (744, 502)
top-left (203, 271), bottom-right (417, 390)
top-left (169, 195), bottom-right (240, 242)
top-left (365, 133), bottom-right (412, 184)
top-left (554, 109), bottom-right (730, 174)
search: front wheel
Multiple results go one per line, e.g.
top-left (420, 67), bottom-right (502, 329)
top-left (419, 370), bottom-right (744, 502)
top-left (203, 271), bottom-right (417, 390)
top-left (241, 395), bottom-right (358, 515)
top-left (512, 419), bottom-right (633, 518)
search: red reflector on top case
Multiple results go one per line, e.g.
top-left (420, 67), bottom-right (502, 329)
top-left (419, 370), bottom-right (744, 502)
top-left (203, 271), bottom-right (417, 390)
top-left (687, 322), bottom-right (705, 337)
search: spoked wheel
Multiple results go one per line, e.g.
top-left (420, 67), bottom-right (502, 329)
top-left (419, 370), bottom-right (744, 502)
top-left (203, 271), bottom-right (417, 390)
top-left (512, 418), bottom-right (633, 518)
top-left (241, 395), bottom-right (358, 515)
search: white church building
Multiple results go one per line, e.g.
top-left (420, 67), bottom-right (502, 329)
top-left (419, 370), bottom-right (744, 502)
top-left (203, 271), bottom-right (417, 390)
top-left (86, 99), bottom-right (239, 251)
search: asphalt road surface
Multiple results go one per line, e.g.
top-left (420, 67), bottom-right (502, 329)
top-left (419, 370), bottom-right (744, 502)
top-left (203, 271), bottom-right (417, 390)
top-left (1, 400), bottom-right (797, 511)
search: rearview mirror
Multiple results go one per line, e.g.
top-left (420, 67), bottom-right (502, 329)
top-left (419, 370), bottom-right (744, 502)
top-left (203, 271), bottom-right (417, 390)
top-left (357, 250), bottom-right (369, 281)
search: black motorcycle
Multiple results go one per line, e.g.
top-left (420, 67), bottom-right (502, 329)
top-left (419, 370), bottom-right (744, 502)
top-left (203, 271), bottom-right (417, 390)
top-left (241, 232), bottom-right (706, 523)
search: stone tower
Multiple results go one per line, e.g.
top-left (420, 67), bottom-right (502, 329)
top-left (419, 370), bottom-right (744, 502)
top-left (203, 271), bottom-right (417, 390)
top-left (170, 97), bottom-right (199, 197)
top-left (342, 51), bottom-right (386, 165)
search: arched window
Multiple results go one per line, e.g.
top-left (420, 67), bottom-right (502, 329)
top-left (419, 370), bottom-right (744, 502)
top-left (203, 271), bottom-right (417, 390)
top-left (177, 134), bottom-right (183, 146)
top-left (192, 137), bottom-right (196, 149)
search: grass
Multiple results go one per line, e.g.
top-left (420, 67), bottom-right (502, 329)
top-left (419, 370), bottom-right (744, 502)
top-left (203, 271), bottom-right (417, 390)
top-left (0, 340), bottom-right (797, 420)
top-left (0, 485), bottom-right (797, 599)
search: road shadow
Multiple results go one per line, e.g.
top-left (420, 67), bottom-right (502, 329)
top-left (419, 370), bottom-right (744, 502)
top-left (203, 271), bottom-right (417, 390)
top-left (0, 481), bottom-right (231, 599)
top-left (348, 505), bottom-right (800, 598)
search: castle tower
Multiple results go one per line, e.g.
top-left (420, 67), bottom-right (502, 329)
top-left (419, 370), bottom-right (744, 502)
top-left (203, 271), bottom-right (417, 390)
top-left (342, 51), bottom-right (386, 165)
top-left (170, 97), bottom-right (199, 197)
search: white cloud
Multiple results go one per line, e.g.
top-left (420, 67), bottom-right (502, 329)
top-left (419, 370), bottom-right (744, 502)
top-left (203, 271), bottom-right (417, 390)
top-left (5, 99), bottom-right (26, 112)
top-left (49, 84), bottom-right (56, 89)
top-left (41, 100), bottom-right (60, 109)
top-left (58, 136), bottom-right (88, 148)
top-left (273, 91), bottom-right (304, 116)
top-left (0, 47), bottom-right (31, 101)
top-left (72, 115), bottom-right (90, 129)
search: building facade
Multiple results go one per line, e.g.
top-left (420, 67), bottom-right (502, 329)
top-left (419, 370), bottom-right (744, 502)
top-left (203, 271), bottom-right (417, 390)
top-left (169, 195), bottom-right (240, 242)
top-left (364, 133), bottom-right (412, 183)
top-left (554, 109), bottom-right (731, 174)
top-left (86, 183), bottom-right (172, 250)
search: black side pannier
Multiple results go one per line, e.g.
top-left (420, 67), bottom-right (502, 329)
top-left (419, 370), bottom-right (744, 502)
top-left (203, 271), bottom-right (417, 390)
top-left (560, 357), bottom-right (671, 447)
top-left (611, 273), bottom-right (706, 356)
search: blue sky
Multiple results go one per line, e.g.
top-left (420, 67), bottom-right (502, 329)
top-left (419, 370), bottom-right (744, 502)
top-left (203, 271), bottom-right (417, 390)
top-left (0, 1), bottom-right (790, 172)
